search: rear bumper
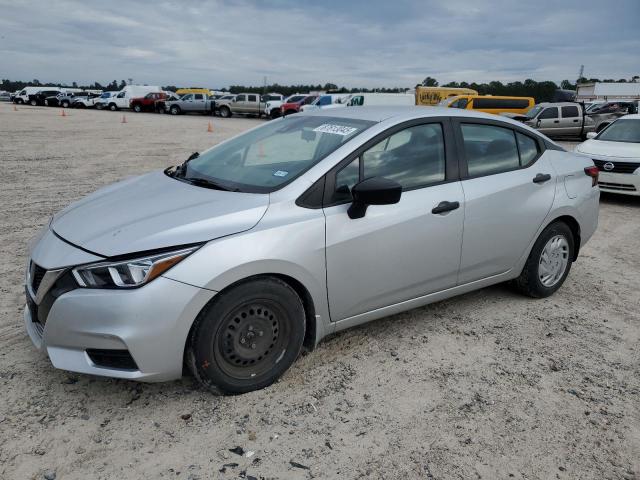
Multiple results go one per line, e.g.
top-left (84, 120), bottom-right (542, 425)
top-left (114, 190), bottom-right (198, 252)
top-left (598, 171), bottom-right (640, 196)
top-left (25, 276), bottom-right (216, 382)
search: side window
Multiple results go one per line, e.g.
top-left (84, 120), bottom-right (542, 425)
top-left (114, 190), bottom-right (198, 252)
top-left (539, 108), bottom-right (558, 119)
top-left (516, 132), bottom-right (539, 166)
top-left (561, 106), bottom-right (579, 118)
top-left (461, 124), bottom-right (520, 177)
top-left (248, 94), bottom-right (257, 102)
top-left (194, 94), bottom-right (203, 100)
top-left (236, 95), bottom-right (246, 102)
top-left (182, 94), bottom-right (193, 101)
top-left (334, 158), bottom-right (360, 202)
top-left (362, 123), bottom-right (445, 189)
top-left (453, 98), bottom-right (469, 109)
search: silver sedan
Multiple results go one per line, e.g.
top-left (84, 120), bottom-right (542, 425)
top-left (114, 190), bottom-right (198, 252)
top-left (25, 107), bottom-right (599, 394)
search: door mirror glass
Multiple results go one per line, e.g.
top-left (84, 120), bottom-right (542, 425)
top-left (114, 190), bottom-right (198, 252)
top-left (348, 177), bottom-right (402, 219)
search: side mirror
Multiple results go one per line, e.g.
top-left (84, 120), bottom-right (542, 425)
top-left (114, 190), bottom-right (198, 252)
top-left (586, 131), bottom-right (597, 139)
top-left (348, 177), bottom-right (402, 219)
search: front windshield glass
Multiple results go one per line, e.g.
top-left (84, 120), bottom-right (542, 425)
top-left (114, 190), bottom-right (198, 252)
top-left (286, 95), bottom-right (305, 103)
top-left (526, 105), bottom-right (544, 119)
top-left (438, 97), bottom-right (456, 107)
top-left (180, 116), bottom-right (375, 192)
top-left (596, 119), bottom-right (640, 143)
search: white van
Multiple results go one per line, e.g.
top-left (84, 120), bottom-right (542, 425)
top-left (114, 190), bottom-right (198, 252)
top-left (321, 92), bottom-right (415, 110)
top-left (14, 86), bottom-right (61, 105)
top-left (104, 85), bottom-right (162, 111)
top-left (300, 94), bottom-right (350, 112)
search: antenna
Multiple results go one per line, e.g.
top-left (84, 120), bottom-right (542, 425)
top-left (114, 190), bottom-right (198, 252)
top-left (577, 65), bottom-right (584, 84)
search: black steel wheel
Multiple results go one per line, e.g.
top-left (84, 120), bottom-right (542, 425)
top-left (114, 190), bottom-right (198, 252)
top-left (188, 277), bottom-right (306, 394)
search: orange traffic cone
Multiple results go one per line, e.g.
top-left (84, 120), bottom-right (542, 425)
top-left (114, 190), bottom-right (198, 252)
top-left (121, 115), bottom-right (127, 124)
top-left (60, 109), bottom-right (66, 117)
top-left (13, 105), bottom-right (18, 111)
top-left (207, 121), bottom-right (213, 133)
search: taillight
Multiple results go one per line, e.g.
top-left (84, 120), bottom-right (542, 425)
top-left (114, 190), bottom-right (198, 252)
top-left (584, 165), bottom-right (599, 187)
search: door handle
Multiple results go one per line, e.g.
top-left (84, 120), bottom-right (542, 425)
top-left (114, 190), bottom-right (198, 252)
top-left (553, 120), bottom-right (559, 123)
top-left (432, 201), bottom-right (460, 215)
top-left (533, 173), bottom-right (552, 184)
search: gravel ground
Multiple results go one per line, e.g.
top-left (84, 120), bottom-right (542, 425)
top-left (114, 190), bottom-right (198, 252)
top-left (0, 105), bottom-right (639, 480)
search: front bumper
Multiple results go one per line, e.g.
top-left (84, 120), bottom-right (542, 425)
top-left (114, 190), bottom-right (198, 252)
top-left (25, 228), bottom-right (216, 382)
top-left (25, 275), bottom-right (215, 382)
top-left (598, 171), bottom-right (640, 196)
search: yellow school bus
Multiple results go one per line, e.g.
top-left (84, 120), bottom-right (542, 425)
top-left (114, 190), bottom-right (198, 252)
top-left (176, 88), bottom-right (211, 96)
top-left (439, 95), bottom-right (535, 115)
top-left (415, 86), bottom-right (478, 106)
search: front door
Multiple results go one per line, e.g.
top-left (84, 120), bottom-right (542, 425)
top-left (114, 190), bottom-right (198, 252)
top-left (536, 107), bottom-right (560, 135)
top-left (324, 121), bottom-right (464, 321)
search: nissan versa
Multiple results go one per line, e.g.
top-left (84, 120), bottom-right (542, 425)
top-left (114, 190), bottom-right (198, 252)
top-left (25, 107), bottom-right (599, 394)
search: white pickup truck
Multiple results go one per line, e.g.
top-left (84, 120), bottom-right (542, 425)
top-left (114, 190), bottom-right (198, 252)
top-left (102, 85), bottom-right (162, 111)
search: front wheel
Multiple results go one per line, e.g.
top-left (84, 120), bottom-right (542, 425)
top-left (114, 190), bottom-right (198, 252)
top-left (62, 101), bottom-right (70, 108)
top-left (170, 106), bottom-right (180, 115)
top-left (188, 277), bottom-right (306, 395)
top-left (513, 222), bottom-right (574, 298)
top-left (30, 99), bottom-right (37, 106)
top-left (133, 104), bottom-right (142, 112)
top-left (219, 106), bottom-right (231, 118)
top-left (109, 103), bottom-right (118, 111)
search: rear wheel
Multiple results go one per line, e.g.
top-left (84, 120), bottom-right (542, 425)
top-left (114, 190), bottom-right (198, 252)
top-left (188, 277), bottom-right (306, 395)
top-left (514, 221), bottom-right (574, 298)
top-left (30, 99), bottom-right (37, 106)
top-left (62, 101), bottom-right (70, 108)
top-left (219, 106), bottom-right (231, 118)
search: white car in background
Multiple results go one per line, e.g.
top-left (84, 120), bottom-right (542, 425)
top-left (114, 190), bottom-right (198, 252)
top-left (574, 114), bottom-right (640, 196)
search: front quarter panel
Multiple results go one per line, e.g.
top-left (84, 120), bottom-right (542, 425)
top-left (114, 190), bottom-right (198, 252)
top-left (163, 199), bottom-right (331, 343)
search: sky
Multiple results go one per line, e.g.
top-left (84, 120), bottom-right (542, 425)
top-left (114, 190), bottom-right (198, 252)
top-left (0, 0), bottom-right (638, 89)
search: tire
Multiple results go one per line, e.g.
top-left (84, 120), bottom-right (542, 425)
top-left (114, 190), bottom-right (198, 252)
top-left (187, 277), bottom-right (306, 395)
top-left (96, 103), bottom-right (103, 110)
top-left (30, 99), bottom-right (37, 106)
top-left (133, 104), bottom-right (142, 113)
top-left (170, 106), bottom-right (180, 115)
top-left (16, 99), bottom-right (24, 105)
top-left (62, 101), bottom-right (69, 108)
top-left (109, 103), bottom-right (118, 111)
top-left (513, 221), bottom-right (574, 298)
top-left (219, 106), bottom-right (231, 118)
top-left (270, 110), bottom-right (281, 119)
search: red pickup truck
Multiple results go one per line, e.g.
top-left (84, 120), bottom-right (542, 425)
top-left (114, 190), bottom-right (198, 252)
top-left (280, 94), bottom-right (318, 116)
top-left (130, 92), bottom-right (168, 113)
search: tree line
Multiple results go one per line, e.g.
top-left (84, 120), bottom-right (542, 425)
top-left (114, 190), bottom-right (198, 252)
top-left (3, 75), bottom-right (639, 104)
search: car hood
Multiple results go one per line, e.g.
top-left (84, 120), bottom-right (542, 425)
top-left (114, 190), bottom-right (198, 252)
top-left (52, 170), bottom-right (269, 257)
top-left (576, 139), bottom-right (640, 159)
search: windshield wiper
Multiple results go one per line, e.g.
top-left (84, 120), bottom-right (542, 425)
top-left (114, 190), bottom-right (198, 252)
top-left (173, 152), bottom-right (199, 178)
top-left (183, 176), bottom-right (237, 192)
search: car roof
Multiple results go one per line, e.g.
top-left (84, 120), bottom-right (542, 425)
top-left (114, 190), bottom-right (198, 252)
top-left (617, 114), bottom-right (640, 119)
top-left (297, 105), bottom-right (529, 125)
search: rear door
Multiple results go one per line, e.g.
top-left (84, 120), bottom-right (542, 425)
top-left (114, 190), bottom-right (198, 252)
top-left (246, 94), bottom-right (259, 114)
top-left (193, 94), bottom-right (205, 112)
top-left (234, 94), bottom-right (247, 113)
top-left (324, 119), bottom-right (464, 321)
top-left (536, 107), bottom-right (560, 135)
top-left (452, 119), bottom-right (555, 284)
top-left (558, 105), bottom-right (582, 136)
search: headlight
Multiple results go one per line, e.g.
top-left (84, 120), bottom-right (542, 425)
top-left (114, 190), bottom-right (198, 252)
top-left (72, 246), bottom-right (199, 289)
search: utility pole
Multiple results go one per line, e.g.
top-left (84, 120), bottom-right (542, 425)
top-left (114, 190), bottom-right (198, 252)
top-left (577, 65), bottom-right (584, 84)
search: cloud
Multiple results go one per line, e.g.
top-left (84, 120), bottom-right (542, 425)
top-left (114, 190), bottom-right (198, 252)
top-left (0, 0), bottom-right (638, 88)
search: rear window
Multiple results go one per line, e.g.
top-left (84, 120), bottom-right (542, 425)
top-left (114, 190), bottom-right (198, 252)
top-left (561, 106), bottom-right (579, 118)
top-left (472, 98), bottom-right (531, 109)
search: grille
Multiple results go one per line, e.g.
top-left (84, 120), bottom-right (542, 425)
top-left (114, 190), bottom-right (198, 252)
top-left (31, 263), bottom-right (46, 293)
top-left (25, 287), bottom-right (44, 335)
top-left (598, 181), bottom-right (637, 192)
top-left (593, 159), bottom-right (640, 174)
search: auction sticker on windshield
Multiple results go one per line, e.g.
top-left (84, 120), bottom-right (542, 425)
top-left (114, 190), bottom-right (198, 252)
top-left (313, 124), bottom-right (358, 136)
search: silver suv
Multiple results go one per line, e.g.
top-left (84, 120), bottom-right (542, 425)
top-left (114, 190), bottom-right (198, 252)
top-left (25, 107), bottom-right (599, 394)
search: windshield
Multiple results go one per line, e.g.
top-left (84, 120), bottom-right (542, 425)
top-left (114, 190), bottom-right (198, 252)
top-left (525, 105), bottom-right (544, 119)
top-left (438, 96), bottom-right (456, 107)
top-left (596, 119), bottom-right (640, 143)
top-left (286, 95), bottom-right (305, 103)
top-left (177, 116), bottom-right (375, 192)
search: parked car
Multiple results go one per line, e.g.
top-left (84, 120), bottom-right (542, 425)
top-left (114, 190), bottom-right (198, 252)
top-left (279, 94), bottom-right (318, 116)
top-left (263, 94), bottom-right (303, 119)
top-left (130, 92), bottom-right (169, 112)
top-left (105, 85), bottom-right (163, 111)
top-left (154, 92), bottom-right (181, 112)
top-left (24, 106), bottom-right (599, 394)
top-left (516, 102), bottom-right (630, 138)
top-left (45, 92), bottom-right (81, 108)
top-left (15, 88), bottom-right (62, 106)
top-left (216, 93), bottom-right (265, 118)
top-left (86, 92), bottom-right (117, 109)
top-left (261, 93), bottom-right (285, 118)
top-left (164, 93), bottom-right (215, 115)
top-left (300, 94), bottom-right (349, 112)
top-left (0, 91), bottom-right (10, 102)
top-left (438, 95), bottom-right (535, 115)
top-left (574, 115), bottom-right (640, 196)
top-left (587, 101), bottom-right (637, 115)
top-left (13, 87), bottom-right (49, 104)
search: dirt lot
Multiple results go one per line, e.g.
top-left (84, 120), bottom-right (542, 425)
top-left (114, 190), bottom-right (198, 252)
top-left (0, 105), bottom-right (639, 480)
